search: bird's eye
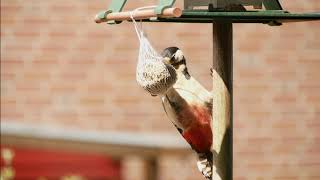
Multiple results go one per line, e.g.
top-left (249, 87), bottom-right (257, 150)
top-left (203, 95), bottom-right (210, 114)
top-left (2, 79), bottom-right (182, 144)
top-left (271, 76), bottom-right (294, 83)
top-left (170, 57), bottom-right (175, 63)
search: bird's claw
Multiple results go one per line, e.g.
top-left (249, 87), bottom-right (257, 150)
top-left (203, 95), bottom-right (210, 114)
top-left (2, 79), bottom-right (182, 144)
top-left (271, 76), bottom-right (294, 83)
top-left (197, 153), bottom-right (212, 180)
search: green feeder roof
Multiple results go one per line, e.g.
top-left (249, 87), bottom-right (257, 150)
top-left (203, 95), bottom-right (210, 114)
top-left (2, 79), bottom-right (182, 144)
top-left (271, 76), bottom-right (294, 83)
top-left (141, 10), bottom-right (320, 26)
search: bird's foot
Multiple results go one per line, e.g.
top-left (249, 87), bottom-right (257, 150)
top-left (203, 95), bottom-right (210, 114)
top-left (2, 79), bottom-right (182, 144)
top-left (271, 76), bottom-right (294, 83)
top-left (210, 68), bottom-right (213, 77)
top-left (197, 153), bottom-right (212, 180)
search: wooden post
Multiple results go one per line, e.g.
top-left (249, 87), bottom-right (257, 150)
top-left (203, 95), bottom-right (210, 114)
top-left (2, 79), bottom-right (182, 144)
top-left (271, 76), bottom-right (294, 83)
top-left (211, 21), bottom-right (233, 180)
top-left (94, 7), bottom-right (182, 23)
top-left (145, 157), bottom-right (158, 180)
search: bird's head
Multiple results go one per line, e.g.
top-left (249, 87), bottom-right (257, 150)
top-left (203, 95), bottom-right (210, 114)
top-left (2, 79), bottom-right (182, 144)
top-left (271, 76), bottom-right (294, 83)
top-left (161, 47), bottom-right (190, 78)
top-left (161, 47), bottom-right (186, 69)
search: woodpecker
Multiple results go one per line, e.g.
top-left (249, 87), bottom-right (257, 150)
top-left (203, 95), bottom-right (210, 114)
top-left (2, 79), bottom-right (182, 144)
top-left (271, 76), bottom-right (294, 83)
top-left (161, 47), bottom-right (213, 179)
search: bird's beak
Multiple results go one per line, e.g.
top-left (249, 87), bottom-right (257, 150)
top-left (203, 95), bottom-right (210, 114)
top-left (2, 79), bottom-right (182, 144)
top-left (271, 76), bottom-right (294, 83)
top-left (162, 57), bottom-right (171, 65)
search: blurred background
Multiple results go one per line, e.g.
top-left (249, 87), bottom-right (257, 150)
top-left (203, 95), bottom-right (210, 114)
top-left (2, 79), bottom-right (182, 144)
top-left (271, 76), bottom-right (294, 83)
top-left (1, 0), bottom-right (319, 179)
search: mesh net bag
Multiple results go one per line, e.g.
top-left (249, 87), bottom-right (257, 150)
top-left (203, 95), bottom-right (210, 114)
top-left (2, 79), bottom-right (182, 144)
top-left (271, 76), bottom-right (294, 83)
top-left (130, 9), bottom-right (177, 96)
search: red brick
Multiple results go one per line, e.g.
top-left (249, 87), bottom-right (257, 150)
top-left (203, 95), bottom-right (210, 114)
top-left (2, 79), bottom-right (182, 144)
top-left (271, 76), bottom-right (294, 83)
top-left (112, 96), bottom-right (142, 104)
top-left (87, 83), bottom-right (113, 93)
top-left (22, 16), bottom-right (49, 24)
top-left (272, 176), bottom-right (298, 180)
top-left (32, 59), bottom-right (60, 66)
top-left (25, 97), bottom-right (51, 106)
top-left (271, 71), bottom-right (297, 81)
top-left (87, 111), bottom-right (112, 118)
top-left (1, 4), bottom-right (22, 11)
top-left (49, 4), bottom-right (78, 12)
top-left (72, 44), bottom-right (104, 53)
top-left (306, 120), bottom-right (320, 129)
top-left (55, 16), bottom-right (87, 24)
top-left (1, 111), bottom-right (24, 119)
top-left (40, 43), bottom-right (69, 52)
top-left (23, 72), bottom-right (51, 81)
top-left (0, 72), bottom-right (16, 80)
top-left (86, 30), bottom-right (114, 38)
top-left (48, 31), bottom-right (76, 38)
top-left (15, 82), bottom-right (41, 91)
top-left (52, 112), bottom-right (79, 124)
top-left (1, 59), bottom-right (24, 68)
top-left (0, 98), bottom-right (16, 105)
top-left (50, 84), bottom-right (77, 93)
top-left (79, 97), bottom-right (105, 106)
top-left (5, 43), bottom-right (34, 51)
top-left (67, 58), bottom-right (96, 65)
top-left (238, 69), bottom-right (265, 79)
top-left (14, 31), bottom-right (40, 38)
top-left (272, 121), bottom-right (296, 129)
top-left (273, 94), bottom-right (297, 103)
top-left (306, 176), bottom-right (320, 180)
top-left (59, 72), bottom-right (87, 81)
top-left (0, 17), bottom-right (16, 25)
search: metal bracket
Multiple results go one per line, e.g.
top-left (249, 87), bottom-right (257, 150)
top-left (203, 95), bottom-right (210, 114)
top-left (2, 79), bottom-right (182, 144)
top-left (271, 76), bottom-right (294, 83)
top-left (155, 0), bottom-right (176, 15)
top-left (263, 0), bottom-right (283, 10)
top-left (262, 0), bottom-right (283, 25)
top-left (184, 0), bottom-right (263, 10)
top-left (96, 0), bottom-right (176, 23)
top-left (96, 0), bottom-right (127, 24)
top-left (184, 0), bottom-right (283, 11)
top-left (183, 0), bottom-right (284, 26)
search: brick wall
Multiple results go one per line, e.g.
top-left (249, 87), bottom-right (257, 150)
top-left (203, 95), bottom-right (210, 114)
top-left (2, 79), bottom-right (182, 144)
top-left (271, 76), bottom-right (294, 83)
top-left (1, 0), bottom-right (320, 179)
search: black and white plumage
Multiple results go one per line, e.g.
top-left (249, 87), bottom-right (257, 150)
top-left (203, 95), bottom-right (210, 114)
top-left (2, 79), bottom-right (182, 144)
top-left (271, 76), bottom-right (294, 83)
top-left (161, 47), bottom-right (214, 179)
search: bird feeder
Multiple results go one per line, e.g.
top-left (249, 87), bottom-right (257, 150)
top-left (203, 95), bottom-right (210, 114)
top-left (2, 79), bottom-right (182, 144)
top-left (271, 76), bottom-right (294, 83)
top-left (95, 1), bottom-right (320, 180)
top-left (95, 0), bottom-right (319, 25)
